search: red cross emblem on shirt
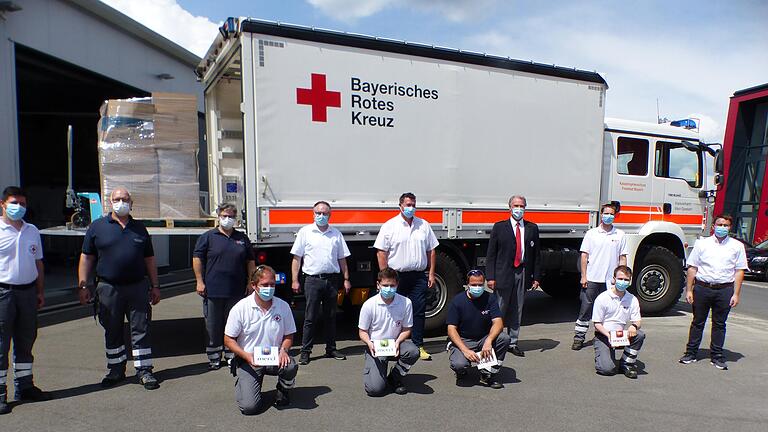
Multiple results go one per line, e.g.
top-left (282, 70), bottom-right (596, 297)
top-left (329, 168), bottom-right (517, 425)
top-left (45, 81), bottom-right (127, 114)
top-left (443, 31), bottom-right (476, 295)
top-left (296, 73), bottom-right (341, 122)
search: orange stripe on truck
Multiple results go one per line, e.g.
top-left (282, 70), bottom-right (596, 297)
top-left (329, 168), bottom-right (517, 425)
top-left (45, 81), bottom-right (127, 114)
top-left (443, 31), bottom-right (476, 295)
top-left (268, 209), bottom-right (444, 225)
top-left (462, 210), bottom-right (590, 224)
top-left (615, 213), bottom-right (703, 225)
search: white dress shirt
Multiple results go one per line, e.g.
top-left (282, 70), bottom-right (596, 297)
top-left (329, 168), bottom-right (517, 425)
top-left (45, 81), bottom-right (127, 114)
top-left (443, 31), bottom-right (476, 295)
top-left (686, 235), bottom-right (748, 284)
top-left (510, 217), bottom-right (526, 262)
top-left (290, 224), bottom-right (351, 275)
top-left (374, 215), bottom-right (439, 272)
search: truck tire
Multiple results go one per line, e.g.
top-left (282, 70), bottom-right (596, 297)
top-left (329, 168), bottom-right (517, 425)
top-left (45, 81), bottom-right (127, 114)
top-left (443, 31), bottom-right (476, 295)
top-left (424, 251), bottom-right (463, 332)
top-left (540, 272), bottom-right (580, 299)
top-left (632, 246), bottom-right (683, 315)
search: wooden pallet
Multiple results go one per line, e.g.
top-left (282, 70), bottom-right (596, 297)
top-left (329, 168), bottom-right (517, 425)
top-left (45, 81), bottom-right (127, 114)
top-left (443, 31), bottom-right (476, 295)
top-left (137, 218), bottom-right (216, 228)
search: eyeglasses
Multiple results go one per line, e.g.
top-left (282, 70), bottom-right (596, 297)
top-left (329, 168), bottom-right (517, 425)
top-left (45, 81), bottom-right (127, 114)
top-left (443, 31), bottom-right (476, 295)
top-left (467, 269), bottom-right (485, 278)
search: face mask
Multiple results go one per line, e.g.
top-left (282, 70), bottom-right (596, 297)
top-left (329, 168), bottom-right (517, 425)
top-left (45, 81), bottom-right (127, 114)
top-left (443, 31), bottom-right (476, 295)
top-left (379, 285), bottom-right (397, 299)
top-left (112, 201), bottom-right (131, 217)
top-left (601, 214), bottom-right (615, 225)
top-left (314, 213), bottom-right (329, 226)
top-left (714, 226), bottom-right (729, 238)
top-left (219, 216), bottom-right (236, 229)
top-left (468, 285), bottom-right (485, 298)
top-left (511, 208), bottom-right (524, 220)
top-left (4, 203), bottom-right (26, 221)
top-left (257, 286), bottom-right (275, 301)
top-left (615, 280), bottom-right (631, 292)
top-left (401, 206), bottom-right (416, 219)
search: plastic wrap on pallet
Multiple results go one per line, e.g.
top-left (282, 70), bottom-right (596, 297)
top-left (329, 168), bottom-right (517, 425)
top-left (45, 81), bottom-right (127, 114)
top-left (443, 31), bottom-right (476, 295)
top-left (97, 93), bottom-right (201, 219)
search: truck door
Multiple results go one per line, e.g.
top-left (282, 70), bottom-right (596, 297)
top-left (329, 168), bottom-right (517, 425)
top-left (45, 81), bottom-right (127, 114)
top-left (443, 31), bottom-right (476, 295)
top-left (612, 136), bottom-right (655, 225)
top-left (653, 140), bottom-right (705, 233)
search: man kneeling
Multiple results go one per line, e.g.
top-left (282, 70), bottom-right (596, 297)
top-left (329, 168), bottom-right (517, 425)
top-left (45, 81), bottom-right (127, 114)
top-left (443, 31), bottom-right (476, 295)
top-left (593, 265), bottom-right (645, 379)
top-left (359, 268), bottom-right (419, 396)
top-left (224, 265), bottom-right (298, 414)
top-left (447, 269), bottom-right (508, 389)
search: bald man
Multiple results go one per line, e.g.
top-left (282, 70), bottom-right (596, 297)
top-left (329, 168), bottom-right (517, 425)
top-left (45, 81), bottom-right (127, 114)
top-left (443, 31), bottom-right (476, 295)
top-left (78, 188), bottom-right (161, 390)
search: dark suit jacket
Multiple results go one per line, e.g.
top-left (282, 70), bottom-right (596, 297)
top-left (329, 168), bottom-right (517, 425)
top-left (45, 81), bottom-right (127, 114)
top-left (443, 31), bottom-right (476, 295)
top-left (486, 219), bottom-right (541, 290)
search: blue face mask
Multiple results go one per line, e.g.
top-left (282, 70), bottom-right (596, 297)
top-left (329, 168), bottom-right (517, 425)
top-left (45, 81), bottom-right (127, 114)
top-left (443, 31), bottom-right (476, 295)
top-left (314, 213), bottom-right (329, 226)
top-left (511, 208), bottom-right (524, 220)
top-left (4, 203), bottom-right (26, 221)
top-left (257, 286), bottom-right (275, 301)
top-left (615, 279), bottom-right (631, 292)
top-left (601, 214), bottom-right (615, 225)
top-left (379, 285), bottom-right (397, 299)
top-left (401, 206), bottom-right (416, 219)
top-left (468, 285), bottom-right (485, 298)
top-left (714, 226), bottom-right (729, 238)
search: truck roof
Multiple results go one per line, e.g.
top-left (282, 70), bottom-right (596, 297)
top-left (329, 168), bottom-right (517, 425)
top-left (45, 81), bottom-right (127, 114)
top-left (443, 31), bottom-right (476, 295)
top-left (198, 18), bottom-right (607, 86)
top-left (605, 117), bottom-right (700, 142)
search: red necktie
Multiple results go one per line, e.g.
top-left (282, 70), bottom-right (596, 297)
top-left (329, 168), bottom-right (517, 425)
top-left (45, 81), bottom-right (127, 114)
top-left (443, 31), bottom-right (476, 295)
top-left (514, 222), bottom-right (522, 267)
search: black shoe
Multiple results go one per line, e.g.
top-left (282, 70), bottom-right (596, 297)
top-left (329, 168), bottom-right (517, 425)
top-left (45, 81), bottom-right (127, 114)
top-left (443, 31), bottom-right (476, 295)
top-left (621, 364), bottom-right (638, 379)
top-left (325, 349), bottom-right (347, 360)
top-left (508, 345), bottom-right (525, 357)
top-left (208, 360), bottom-right (222, 370)
top-left (0, 400), bottom-right (10, 415)
top-left (138, 371), bottom-right (160, 390)
top-left (679, 353), bottom-right (697, 364)
top-left (479, 372), bottom-right (504, 389)
top-left (299, 352), bottom-right (310, 365)
top-left (571, 340), bottom-right (583, 351)
top-left (711, 358), bottom-right (728, 370)
top-left (274, 385), bottom-right (290, 407)
top-left (17, 385), bottom-right (53, 402)
top-left (387, 373), bottom-right (407, 395)
top-left (100, 370), bottom-right (126, 388)
top-left (454, 370), bottom-right (467, 386)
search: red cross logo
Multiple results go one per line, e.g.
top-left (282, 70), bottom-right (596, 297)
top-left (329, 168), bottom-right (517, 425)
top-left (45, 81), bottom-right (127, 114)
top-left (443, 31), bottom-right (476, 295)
top-left (296, 73), bottom-right (341, 122)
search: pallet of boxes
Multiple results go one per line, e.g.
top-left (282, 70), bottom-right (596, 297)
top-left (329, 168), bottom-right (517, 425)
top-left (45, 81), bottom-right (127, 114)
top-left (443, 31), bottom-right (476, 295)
top-left (97, 93), bottom-right (203, 224)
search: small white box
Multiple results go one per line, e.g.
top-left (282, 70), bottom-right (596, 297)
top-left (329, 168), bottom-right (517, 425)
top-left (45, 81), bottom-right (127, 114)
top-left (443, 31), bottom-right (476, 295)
top-left (252, 346), bottom-right (279, 366)
top-left (372, 339), bottom-right (397, 357)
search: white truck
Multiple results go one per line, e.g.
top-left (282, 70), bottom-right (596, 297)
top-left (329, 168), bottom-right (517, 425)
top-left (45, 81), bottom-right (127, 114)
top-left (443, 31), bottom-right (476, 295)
top-left (196, 18), bottom-right (716, 329)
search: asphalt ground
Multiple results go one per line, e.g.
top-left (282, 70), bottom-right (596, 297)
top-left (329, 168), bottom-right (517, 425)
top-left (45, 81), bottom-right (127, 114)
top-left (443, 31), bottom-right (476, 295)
top-left (3, 283), bottom-right (768, 432)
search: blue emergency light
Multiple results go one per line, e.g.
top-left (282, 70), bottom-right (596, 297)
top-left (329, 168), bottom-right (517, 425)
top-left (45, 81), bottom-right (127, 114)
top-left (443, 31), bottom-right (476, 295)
top-left (670, 119), bottom-right (697, 129)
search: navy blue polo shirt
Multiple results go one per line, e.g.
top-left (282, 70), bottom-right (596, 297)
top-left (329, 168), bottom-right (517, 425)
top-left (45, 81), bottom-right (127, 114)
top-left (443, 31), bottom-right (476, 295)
top-left (193, 228), bottom-right (255, 298)
top-left (82, 213), bottom-right (154, 284)
top-left (446, 291), bottom-right (502, 340)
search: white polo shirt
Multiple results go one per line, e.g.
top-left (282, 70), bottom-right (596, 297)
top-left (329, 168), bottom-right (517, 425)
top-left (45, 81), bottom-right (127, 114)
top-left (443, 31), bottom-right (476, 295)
top-left (224, 294), bottom-right (297, 353)
top-left (0, 219), bottom-right (43, 285)
top-left (374, 215), bottom-right (439, 272)
top-left (580, 225), bottom-right (628, 284)
top-left (358, 293), bottom-right (413, 340)
top-left (592, 289), bottom-right (641, 332)
top-left (686, 235), bottom-right (748, 284)
top-left (290, 224), bottom-right (351, 275)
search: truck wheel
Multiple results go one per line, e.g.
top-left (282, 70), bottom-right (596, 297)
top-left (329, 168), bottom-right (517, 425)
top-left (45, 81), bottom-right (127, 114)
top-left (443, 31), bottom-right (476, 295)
top-left (424, 251), bottom-right (463, 331)
top-left (633, 246), bottom-right (683, 315)
top-left (540, 273), bottom-right (580, 299)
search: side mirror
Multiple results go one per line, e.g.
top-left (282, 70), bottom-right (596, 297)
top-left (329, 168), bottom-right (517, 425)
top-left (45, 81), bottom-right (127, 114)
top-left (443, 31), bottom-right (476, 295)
top-left (714, 149), bottom-right (724, 174)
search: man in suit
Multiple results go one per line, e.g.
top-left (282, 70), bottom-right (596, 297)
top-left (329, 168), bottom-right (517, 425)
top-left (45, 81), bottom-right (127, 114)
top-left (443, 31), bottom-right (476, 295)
top-left (486, 195), bottom-right (541, 357)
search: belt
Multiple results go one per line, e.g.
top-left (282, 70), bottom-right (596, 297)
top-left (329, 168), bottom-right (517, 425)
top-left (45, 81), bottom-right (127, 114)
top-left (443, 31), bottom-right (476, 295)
top-left (695, 279), bottom-right (733, 289)
top-left (306, 273), bottom-right (340, 280)
top-left (395, 270), bottom-right (426, 274)
top-left (0, 282), bottom-right (34, 290)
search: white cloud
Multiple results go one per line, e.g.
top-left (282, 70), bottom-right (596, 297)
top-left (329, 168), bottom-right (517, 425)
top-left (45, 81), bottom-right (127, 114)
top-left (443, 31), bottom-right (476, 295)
top-left (688, 113), bottom-right (724, 144)
top-left (307, 0), bottom-right (497, 22)
top-left (100, 0), bottom-right (219, 57)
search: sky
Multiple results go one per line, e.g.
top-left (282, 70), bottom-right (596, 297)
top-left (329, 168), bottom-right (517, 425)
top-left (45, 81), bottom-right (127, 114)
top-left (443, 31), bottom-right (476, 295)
top-left (100, 0), bottom-right (768, 144)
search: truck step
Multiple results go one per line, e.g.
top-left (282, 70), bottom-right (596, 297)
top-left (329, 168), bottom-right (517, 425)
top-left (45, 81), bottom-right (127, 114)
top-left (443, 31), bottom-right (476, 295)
top-left (136, 218), bottom-right (217, 228)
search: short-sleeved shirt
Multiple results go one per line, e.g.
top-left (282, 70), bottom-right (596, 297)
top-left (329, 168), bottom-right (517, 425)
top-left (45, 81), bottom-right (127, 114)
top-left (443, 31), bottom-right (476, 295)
top-left (592, 289), bottom-right (641, 332)
top-left (580, 226), bottom-right (628, 284)
top-left (224, 294), bottom-right (297, 353)
top-left (290, 224), bottom-right (350, 275)
top-left (446, 291), bottom-right (502, 340)
top-left (82, 213), bottom-right (154, 284)
top-left (193, 228), bottom-right (255, 298)
top-left (0, 219), bottom-right (43, 285)
top-left (373, 215), bottom-right (439, 272)
top-left (686, 235), bottom-right (748, 284)
top-left (358, 293), bottom-right (413, 340)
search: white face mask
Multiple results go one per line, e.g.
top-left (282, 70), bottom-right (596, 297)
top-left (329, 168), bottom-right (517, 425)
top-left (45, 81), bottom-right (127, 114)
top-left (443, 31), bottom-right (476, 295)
top-left (219, 216), bottom-right (236, 229)
top-left (112, 200), bottom-right (130, 217)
